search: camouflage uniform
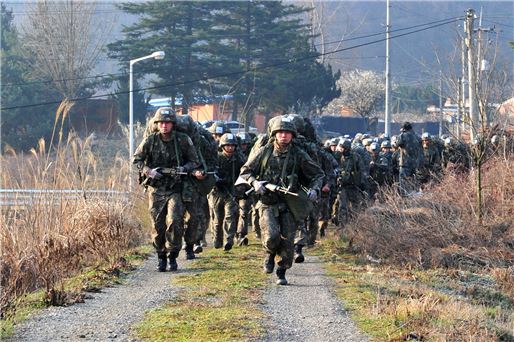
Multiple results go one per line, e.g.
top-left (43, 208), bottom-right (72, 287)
top-left (418, 136), bottom-right (442, 184)
top-left (336, 144), bottom-right (364, 227)
top-left (396, 122), bottom-right (422, 196)
top-left (240, 118), bottom-right (323, 284)
top-left (209, 134), bottom-right (245, 250)
top-left (133, 109), bottom-right (199, 270)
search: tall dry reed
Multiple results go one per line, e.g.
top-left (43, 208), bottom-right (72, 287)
top-left (0, 102), bottom-right (147, 318)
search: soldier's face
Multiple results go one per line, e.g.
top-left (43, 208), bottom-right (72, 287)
top-left (222, 144), bottom-right (236, 155)
top-left (158, 121), bottom-right (173, 134)
top-left (276, 131), bottom-right (292, 145)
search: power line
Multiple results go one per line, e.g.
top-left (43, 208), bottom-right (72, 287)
top-left (1, 17), bottom-right (462, 111)
top-left (2, 16), bottom-right (463, 89)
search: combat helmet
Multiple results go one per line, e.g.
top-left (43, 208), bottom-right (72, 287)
top-left (269, 116), bottom-right (297, 137)
top-left (237, 132), bottom-right (252, 144)
top-left (208, 121), bottom-right (229, 135)
top-left (381, 140), bottom-right (392, 149)
top-left (153, 107), bottom-right (177, 123)
top-left (370, 142), bottom-right (380, 153)
top-left (219, 133), bottom-right (238, 147)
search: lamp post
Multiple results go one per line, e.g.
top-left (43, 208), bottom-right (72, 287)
top-left (129, 50), bottom-right (165, 189)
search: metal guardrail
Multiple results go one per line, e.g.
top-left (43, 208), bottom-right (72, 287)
top-left (0, 189), bottom-right (129, 207)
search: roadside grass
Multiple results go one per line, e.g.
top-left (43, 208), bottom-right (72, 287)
top-left (317, 231), bottom-right (514, 341)
top-left (135, 242), bottom-right (268, 342)
top-left (0, 245), bottom-right (153, 339)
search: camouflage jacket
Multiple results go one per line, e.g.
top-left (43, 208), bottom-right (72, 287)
top-left (239, 142), bottom-right (324, 204)
top-left (214, 151), bottom-right (246, 196)
top-left (133, 131), bottom-right (200, 191)
top-left (338, 151), bottom-right (363, 188)
top-left (397, 130), bottom-right (422, 169)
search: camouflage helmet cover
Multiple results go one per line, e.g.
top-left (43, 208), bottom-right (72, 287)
top-left (370, 142), bottom-right (380, 152)
top-left (219, 133), bottom-right (238, 147)
top-left (338, 139), bottom-right (352, 150)
top-left (153, 107), bottom-right (177, 123)
top-left (208, 121), bottom-right (229, 135)
top-left (270, 116), bottom-right (297, 137)
top-left (237, 132), bottom-right (252, 144)
top-left (421, 132), bottom-right (431, 141)
top-left (381, 140), bottom-right (392, 149)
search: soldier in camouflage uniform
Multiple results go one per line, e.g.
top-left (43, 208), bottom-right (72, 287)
top-left (442, 137), bottom-right (471, 174)
top-left (133, 108), bottom-right (201, 272)
top-left (239, 117), bottom-right (324, 285)
top-left (418, 133), bottom-right (442, 185)
top-left (209, 133), bottom-right (246, 251)
top-left (234, 132), bottom-right (253, 246)
top-left (396, 122), bottom-right (422, 196)
top-left (335, 139), bottom-right (364, 228)
top-left (379, 140), bottom-right (394, 186)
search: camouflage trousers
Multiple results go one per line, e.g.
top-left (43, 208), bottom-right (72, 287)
top-left (336, 185), bottom-right (363, 227)
top-left (183, 191), bottom-right (203, 247)
top-left (256, 201), bottom-right (296, 269)
top-left (236, 197), bottom-right (253, 238)
top-left (195, 195), bottom-right (210, 244)
top-left (294, 199), bottom-right (320, 247)
top-left (208, 191), bottom-right (238, 248)
top-left (399, 166), bottom-right (418, 196)
top-left (149, 190), bottom-right (185, 257)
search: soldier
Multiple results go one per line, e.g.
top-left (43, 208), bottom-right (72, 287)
top-left (209, 133), bottom-right (246, 251)
top-left (335, 139), bottom-right (364, 228)
top-left (396, 122), bottom-right (422, 196)
top-left (208, 121), bottom-right (229, 144)
top-left (418, 133), bottom-right (442, 185)
top-left (234, 132), bottom-right (253, 246)
top-left (442, 137), bottom-right (470, 174)
top-left (239, 116), bottom-right (324, 285)
top-left (379, 140), bottom-right (394, 186)
top-left (133, 107), bottom-right (202, 272)
top-left (368, 142), bottom-right (387, 200)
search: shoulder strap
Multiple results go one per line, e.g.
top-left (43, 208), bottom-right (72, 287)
top-left (258, 143), bottom-right (274, 179)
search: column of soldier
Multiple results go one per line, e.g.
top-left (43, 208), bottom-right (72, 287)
top-left (133, 108), bottom-right (509, 286)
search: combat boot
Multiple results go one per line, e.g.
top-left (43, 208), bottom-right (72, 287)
top-left (294, 244), bottom-right (305, 263)
top-left (168, 252), bottom-right (178, 272)
top-left (223, 240), bottom-right (233, 251)
top-left (193, 243), bottom-right (203, 254)
top-left (236, 234), bottom-right (249, 247)
top-left (157, 254), bottom-right (167, 272)
top-left (276, 267), bottom-right (287, 285)
top-left (185, 244), bottom-right (196, 260)
top-left (263, 253), bottom-right (275, 274)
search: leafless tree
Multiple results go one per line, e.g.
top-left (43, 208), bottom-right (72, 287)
top-left (324, 69), bottom-right (385, 120)
top-left (20, 0), bottom-right (113, 99)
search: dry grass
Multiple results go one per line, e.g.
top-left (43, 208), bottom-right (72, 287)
top-left (0, 103), bottom-right (148, 319)
top-left (324, 155), bottom-right (514, 340)
top-left (345, 156), bottom-right (514, 270)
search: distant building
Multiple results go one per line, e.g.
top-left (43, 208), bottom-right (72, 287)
top-left (148, 95), bottom-right (236, 122)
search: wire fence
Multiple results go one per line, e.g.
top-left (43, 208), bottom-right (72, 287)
top-left (0, 189), bottom-right (129, 208)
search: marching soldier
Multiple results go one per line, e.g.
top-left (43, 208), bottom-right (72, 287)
top-left (133, 107), bottom-right (202, 272)
top-left (239, 116), bottom-right (324, 285)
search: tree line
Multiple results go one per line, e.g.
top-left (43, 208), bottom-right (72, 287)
top-left (1, 1), bottom-right (340, 151)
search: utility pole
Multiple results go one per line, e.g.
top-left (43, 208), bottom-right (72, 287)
top-left (457, 77), bottom-right (462, 137)
top-left (465, 8), bottom-right (477, 141)
top-left (461, 34), bottom-right (467, 136)
top-left (384, 0), bottom-right (391, 136)
top-left (438, 70), bottom-right (443, 137)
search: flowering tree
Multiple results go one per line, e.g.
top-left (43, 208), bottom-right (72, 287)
top-left (324, 69), bottom-right (385, 119)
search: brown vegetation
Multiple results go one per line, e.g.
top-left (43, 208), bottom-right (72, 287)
top-left (346, 156), bottom-right (514, 270)
top-left (0, 106), bottom-right (147, 319)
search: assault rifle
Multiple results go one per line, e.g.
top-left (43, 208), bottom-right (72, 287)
top-left (141, 167), bottom-right (216, 187)
top-left (244, 181), bottom-right (299, 197)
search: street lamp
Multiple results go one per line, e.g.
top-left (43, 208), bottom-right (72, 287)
top-left (129, 51), bottom-right (165, 188)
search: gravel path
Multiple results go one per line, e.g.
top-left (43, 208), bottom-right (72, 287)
top-left (6, 255), bottom-right (192, 342)
top-left (262, 255), bottom-right (368, 342)
top-left (8, 251), bottom-right (366, 342)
